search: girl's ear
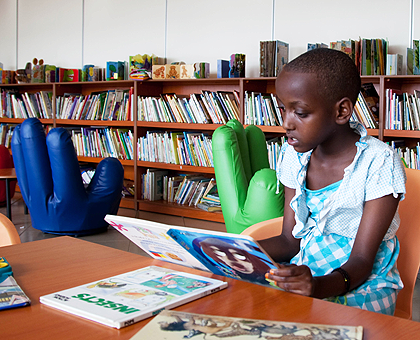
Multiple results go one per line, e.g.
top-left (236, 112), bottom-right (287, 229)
top-left (335, 97), bottom-right (353, 125)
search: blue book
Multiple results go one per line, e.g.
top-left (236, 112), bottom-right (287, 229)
top-left (217, 59), bottom-right (229, 78)
top-left (167, 226), bottom-right (280, 288)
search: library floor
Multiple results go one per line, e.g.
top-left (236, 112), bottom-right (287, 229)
top-left (4, 193), bottom-right (420, 322)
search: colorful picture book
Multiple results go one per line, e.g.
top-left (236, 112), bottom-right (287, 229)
top-left (105, 215), bottom-right (280, 289)
top-left (260, 40), bottom-right (289, 77)
top-left (0, 275), bottom-right (31, 311)
top-left (58, 68), bottom-right (80, 82)
top-left (39, 266), bottom-right (227, 329)
top-left (132, 310), bottom-right (363, 340)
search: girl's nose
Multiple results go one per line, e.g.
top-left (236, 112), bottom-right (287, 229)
top-left (281, 110), bottom-right (293, 130)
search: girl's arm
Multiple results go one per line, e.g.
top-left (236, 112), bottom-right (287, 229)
top-left (267, 193), bottom-right (400, 297)
top-left (258, 185), bottom-right (301, 263)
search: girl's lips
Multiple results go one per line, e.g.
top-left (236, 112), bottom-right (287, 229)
top-left (287, 136), bottom-right (298, 146)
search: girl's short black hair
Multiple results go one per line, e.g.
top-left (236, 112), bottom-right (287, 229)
top-left (283, 48), bottom-right (361, 106)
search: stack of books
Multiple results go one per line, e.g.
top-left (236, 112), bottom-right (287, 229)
top-left (197, 178), bottom-right (221, 212)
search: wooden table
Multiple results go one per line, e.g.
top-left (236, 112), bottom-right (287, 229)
top-left (0, 168), bottom-right (17, 219)
top-left (2, 237), bottom-right (420, 339)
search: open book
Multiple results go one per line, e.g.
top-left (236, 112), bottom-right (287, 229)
top-left (40, 266), bottom-right (227, 329)
top-left (105, 215), bottom-right (280, 289)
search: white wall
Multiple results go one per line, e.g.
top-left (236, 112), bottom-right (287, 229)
top-left (83, 0), bottom-right (166, 66)
top-left (166, 0), bottom-right (273, 77)
top-left (0, 0), bottom-right (418, 76)
top-left (17, 0), bottom-right (83, 69)
top-left (274, 0), bottom-right (412, 62)
top-left (0, 0), bottom-right (17, 69)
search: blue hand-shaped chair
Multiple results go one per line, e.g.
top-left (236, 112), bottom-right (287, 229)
top-left (212, 119), bottom-right (284, 234)
top-left (11, 118), bottom-right (124, 236)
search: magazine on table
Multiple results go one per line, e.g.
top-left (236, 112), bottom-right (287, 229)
top-left (0, 275), bottom-right (31, 310)
top-left (40, 266), bottom-right (227, 329)
top-left (130, 310), bottom-right (363, 340)
top-left (105, 215), bottom-right (281, 289)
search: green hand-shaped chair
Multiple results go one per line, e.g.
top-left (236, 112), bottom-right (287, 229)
top-left (212, 119), bottom-right (284, 234)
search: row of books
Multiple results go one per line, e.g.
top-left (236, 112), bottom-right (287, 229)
top-left (141, 170), bottom-right (219, 208)
top-left (329, 38), bottom-right (388, 76)
top-left (352, 93), bottom-right (379, 129)
top-left (56, 89), bottom-right (133, 121)
top-left (244, 85), bottom-right (378, 130)
top-left (164, 176), bottom-right (219, 210)
top-left (138, 131), bottom-right (213, 167)
top-left (267, 136), bottom-right (286, 171)
top-left (70, 127), bottom-right (134, 160)
top-left (390, 142), bottom-right (420, 170)
top-left (0, 124), bottom-right (16, 148)
top-left (142, 169), bottom-right (168, 201)
top-left (385, 89), bottom-right (420, 130)
top-left (244, 92), bottom-right (283, 126)
top-left (0, 90), bottom-right (53, 119)
top-left (138, 91), bottom-right (240, 124)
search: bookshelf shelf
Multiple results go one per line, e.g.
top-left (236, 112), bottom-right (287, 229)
top-left (137, 161), bottom-right (214, 174)
top-left (136, 121), bottom-right (222, 131)
top-left (138, 199), bottom-right (224, 223)
top-left (56, 119), bottom-right (134, 127)
top-left (384, 130), bottom-right (420, 138)
top-left (78, 156), bottom-right (134, 166)
top-left (1, 75), bottom-right (419, 223)
top-left (120, 197), bottom-right (136, 209)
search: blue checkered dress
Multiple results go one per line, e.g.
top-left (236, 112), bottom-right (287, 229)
top-left (276, 122), bottom-right (406, 315)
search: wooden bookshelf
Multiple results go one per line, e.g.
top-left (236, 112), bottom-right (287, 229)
top-left (1, 76), bottom-right (420, 223)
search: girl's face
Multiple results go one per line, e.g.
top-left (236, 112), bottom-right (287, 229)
top-left (275, 71), bottom-right (338, 153)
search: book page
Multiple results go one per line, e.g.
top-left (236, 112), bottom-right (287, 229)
top-left (105, 215), bottom-right (209, 271)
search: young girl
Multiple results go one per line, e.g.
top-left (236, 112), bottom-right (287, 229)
top-left (260, 48), bottom-right (406, 315)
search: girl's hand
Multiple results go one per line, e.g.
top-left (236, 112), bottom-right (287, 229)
top-left (266, 264), bottom-right (315, 296)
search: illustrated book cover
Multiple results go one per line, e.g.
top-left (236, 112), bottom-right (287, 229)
top-left (0, 275), bottom-right (31, 310)
top-left (39, 266), bottom-right (227, 329)
top-left (105, 215), bottom-right (280, 289)
top-left (131, 310), bottom-right (363, 340)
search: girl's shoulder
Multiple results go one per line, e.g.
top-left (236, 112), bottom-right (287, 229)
top-left (359, 135), bottom-right (402, 166)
